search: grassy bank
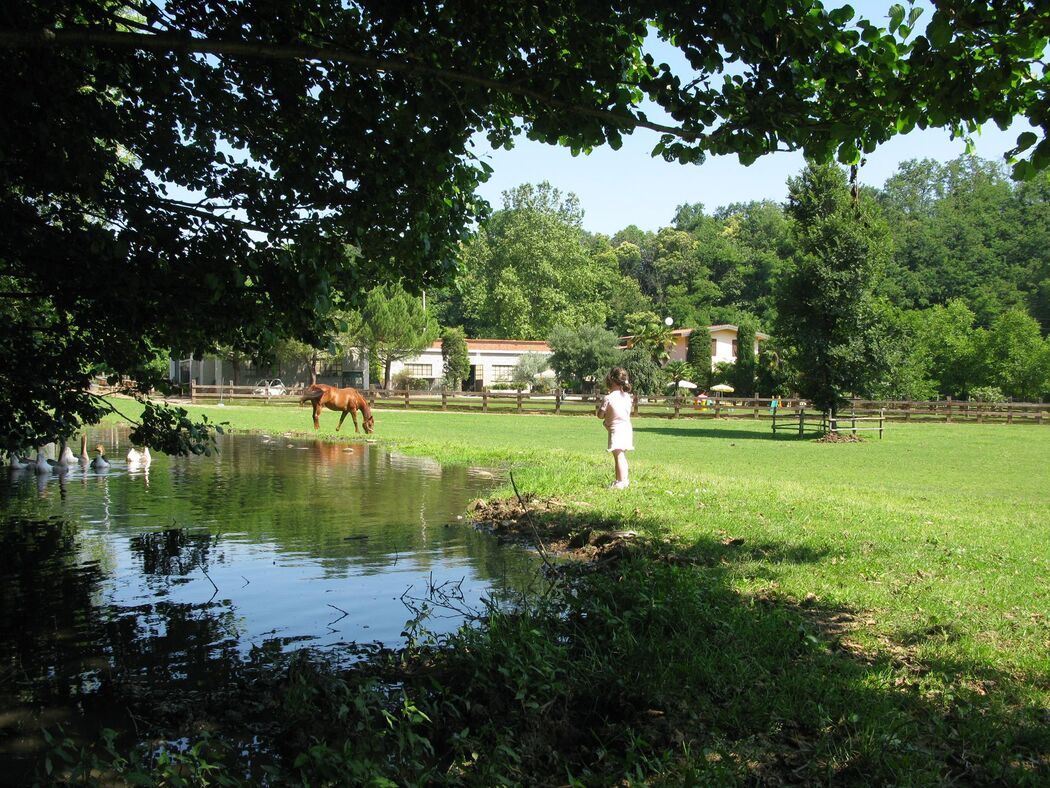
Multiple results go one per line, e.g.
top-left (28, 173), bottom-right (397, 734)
top-left (82, 401), bottom-right (1047, 784)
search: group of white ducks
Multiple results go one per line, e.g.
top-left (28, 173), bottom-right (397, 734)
top-left (7, 435), bottom-right (151, 474)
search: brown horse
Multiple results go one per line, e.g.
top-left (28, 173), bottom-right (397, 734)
top-left (300, 384), bottom-right (375, 433)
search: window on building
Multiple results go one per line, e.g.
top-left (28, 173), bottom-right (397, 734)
top-left (492, 365), bottom-right (515, 382)
top-left (732, 339), bottom-right (738, 357)
top-left (711, 338), bottom-right (717, 356)
top-left (405, 364), bottom-right (433, 378)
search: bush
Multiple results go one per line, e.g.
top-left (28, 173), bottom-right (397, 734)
top-left (391, 371), bottom-right (434, 391)
top-left (969, 385), bottom-right (1005, 402)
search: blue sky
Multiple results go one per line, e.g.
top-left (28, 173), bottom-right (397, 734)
top-left (473, 121), bottom-right (1032, 236)
top-left (474, 1), bottom-right (1037, 235)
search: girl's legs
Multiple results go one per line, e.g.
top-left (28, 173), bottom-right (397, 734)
top-left (612, 449), bottom-right (629, 487)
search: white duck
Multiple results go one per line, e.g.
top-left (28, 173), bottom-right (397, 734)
top-left (57, 440), bottom-right (77, 468)
top-left (90, 444), bottom-right (110, 469)
top-left (34, 450), bottom-right (52, 475)
top-left (127, 445), bottom-right (153, 465)
top-left (8, 451), bottom-right (29, 470)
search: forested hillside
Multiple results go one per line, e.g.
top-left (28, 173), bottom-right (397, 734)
top-left (430, 156), bottom-right (1050, 401)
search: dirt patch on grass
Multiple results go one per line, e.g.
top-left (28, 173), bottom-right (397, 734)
top-left (815, 432), bottom-right (865, 443)
top-left (467, 494), bottom-right (647, 564)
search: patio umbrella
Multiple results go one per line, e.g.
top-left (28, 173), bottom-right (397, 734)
top-left (667, 380), bottom-right (698, 390)
top-left (711, 383), bottom-right (735, 393)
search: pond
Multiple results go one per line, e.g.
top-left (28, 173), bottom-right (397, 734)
top-left (0, 428), bottom-right (537, 774)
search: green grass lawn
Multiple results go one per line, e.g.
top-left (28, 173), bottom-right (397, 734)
top-left (107, 401), bottom-right (1050, 782)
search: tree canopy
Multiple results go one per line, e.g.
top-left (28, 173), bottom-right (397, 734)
top-left (2, 1), bottom-right (1049, 447)
top-left (775, 162), bottom-right (892, 415)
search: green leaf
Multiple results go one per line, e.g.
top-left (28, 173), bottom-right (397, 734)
top-left (829, 5), bottom-right (855, 26)
top-left (888, 4), bottom-right (905, 33)
top-left (926, 12), bottom-right (951, 48)
top-left (1015, 131), bottom-right (1037, 152)
top-left (836, 141), bottom-right (860, 164)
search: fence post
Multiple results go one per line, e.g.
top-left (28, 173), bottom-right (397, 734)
top-left (946, 396), bottom-right (952, 423)
top-left (798, 407), bottom-right (805, 437)
top-left (880, 408), bottom-right (885, 439)
top-left (673, 394), bottom-right (681, 419)
top-left (442, 389), bottom-right (448, 411)
top-left (1007, 404), bottom-right (1013, 424)
top-left (517, 392), bottom-right (523, 413)
top-left (632, 393), bottom-right (639, 416)
top-left (483, 391), bottom-right (488, 413)
top-left (190, 380), bottom-right (197, 404)
top-left (772, 409), bottom-right (777, 433)
top-left (555, 389), bottom-right (562, 414)
top-left (368, 389), bottom-right (376, 410)
top-left (403, 389), bottom-right (410, 409)
top-left (753, 397), bottom-right (759, 419)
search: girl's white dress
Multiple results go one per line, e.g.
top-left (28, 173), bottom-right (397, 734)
top-left (599, 390), bottom-right (634, 452)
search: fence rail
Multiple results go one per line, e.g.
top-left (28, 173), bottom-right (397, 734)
top-left (187, 383), bottom-right (1048, 424)
top-left (771, 409), bottom-right (886, 438)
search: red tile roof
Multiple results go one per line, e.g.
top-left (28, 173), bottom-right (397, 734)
top-left (428, 339), bottom-right (552, 352)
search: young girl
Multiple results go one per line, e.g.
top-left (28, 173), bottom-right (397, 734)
top-left (597, 367), bottom-right (634, 489)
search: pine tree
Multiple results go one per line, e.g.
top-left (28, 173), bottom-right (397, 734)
top-left (441, 327), bottom-right (471, 390)
top-left (774, 163), bottom-right (891, 417)
top-left (732, 320), bottom-right (758, 396)
top-left (360, 284), bottom-right (438, 389)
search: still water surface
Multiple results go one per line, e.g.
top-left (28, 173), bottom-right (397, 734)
top-left (0, 428), bottom-right (536, 768)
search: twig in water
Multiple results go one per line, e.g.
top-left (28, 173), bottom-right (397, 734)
top-left (509, 470), bottom-right (553, 571)
top-left (241, 575), bottom-right (250, 588)
top-left (194, 557), bottom-right (219, 595)
top-left (327, 603), bottom-right (349, 624)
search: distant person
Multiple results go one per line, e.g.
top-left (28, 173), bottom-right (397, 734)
top-left (769, 395), bottom-right (780, 415)
top-left (597, 367), bottom-right (634, 489)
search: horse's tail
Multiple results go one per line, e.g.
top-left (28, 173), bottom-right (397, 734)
top-left (299, 385), bottom-right (325, 406)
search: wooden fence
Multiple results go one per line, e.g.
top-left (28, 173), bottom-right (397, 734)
top-left (187, 383), bottom-right (1048, 424)
top-left (772, 409), bottom-right (886, 438)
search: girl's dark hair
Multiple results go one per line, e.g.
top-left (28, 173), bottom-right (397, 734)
top-left (607, 366), bottom-right (632, 393)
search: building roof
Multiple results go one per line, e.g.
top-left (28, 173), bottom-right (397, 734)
top-left (428, 338), bottom-right (552, 353)
top-left (621, 325), bottom-right (770, 342)
top-left (707, 324), bottom-right (770, 340)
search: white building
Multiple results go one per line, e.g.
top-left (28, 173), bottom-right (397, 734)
top-left (666, 325), bottom-right (768, 367)
top-left (391, 338), bottom-right (552, 391)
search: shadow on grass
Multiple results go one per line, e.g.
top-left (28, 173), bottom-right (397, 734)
top-left (463, 506), bottom-right (1048, 783)
top-left (634, 422), bottom-right (809, 441)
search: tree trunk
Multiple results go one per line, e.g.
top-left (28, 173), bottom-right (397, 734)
top-left (309, 351), bottom-right (318, 386)
top-left (384, 358), bottom-right (392, 389)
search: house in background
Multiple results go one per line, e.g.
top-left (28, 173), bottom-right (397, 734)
top-left (170, 347), bottom-right (371, 389)
top-left (390, 339), bottom-right (553, 391)
top-left (663, 325), bottom-right (769, 368)
top-left (174, 324), bottom-right (763, 390)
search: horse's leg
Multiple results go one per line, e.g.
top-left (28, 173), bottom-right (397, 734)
top-left (349, 407), bottom-right (360, 433)
top-left (312, 401), bottom-right (322, 430)
top-left (336, 408), bottom-right (349, 431)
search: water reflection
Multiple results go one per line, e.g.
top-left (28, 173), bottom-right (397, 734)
top-left (0, 431), bottom-right (534, 776)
